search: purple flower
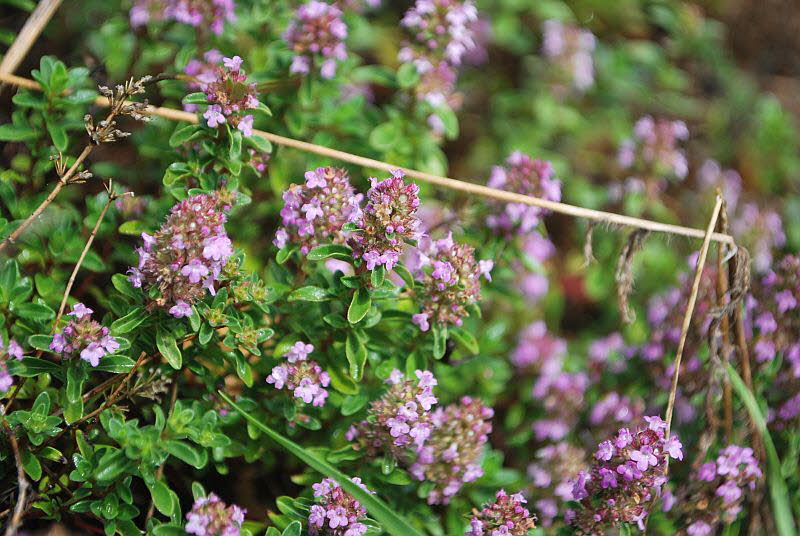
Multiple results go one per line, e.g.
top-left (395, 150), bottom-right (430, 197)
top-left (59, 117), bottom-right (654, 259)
top-left (284, 1), bottom-right (348, 79)
top-left (129, 192), bottom-right (234, 314)
top-left (487, 152), bottom-right (561, 235)
top-left (412, 313), bottom-right (430, 332)
top-left (595, 440), bottom-right (614, 461)
top-left (223, 55), bottom-right (243, 70)
top-left (5, 339), bottom-right (23, 360)
top-left (69, 303), bottom-right (94, 319)
top-left (51, 308), bottom-right (118, 367)
top-left (687, 521), bottom-right (713, 536)
top-left (698, 462), bottom-right (717, 481)
top-left (715, 480), bottom-right (742, 504)
top-left (630, 446), bottom-right (658, 471)
top-left (204, 104), bottom-right (226, 128)
top-left (237, 114), bottom-right (253, 137)
top-left (169, 300), bottom-right (193, 318)
top-left (664, 436), bottom-right (683, 460)
top-left (186, 493), bottom-right (245, 536)
top-left (307, 478), bottom-right (369, 535)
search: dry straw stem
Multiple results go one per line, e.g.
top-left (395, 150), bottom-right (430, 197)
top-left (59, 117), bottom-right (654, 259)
top-left (0, 0), bottom-right (64, 78)
top-left (0, 72), bottom-right (738, 247)
top-left (1, 416), bottom-right (28, 536)
top-left (664, 195), bottom-right (723, 447)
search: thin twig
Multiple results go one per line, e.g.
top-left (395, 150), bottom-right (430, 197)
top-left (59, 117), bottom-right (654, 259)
top-left (0, 145), bottom-right (92, 255)
top-left (714, 198), bottom-right (734, 440)
top-left (0, 72), bottom-right (738, 247)
top-left (71, 351), bottom-right (148, 427)
top-left (55, 186), bottom-right (126, 323)
top-left (0, 0), bottom-right (64, 77)
top-left (664, 195), bottom-right (723, 442)
top-left (2, 417), bottom-right (29, 536)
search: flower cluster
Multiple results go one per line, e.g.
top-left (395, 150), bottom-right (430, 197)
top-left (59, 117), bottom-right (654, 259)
top-left (466, 490), bottom-right (536, 536)
top-left (617, 116), bottom-right (689, 190)
top-left (308, 478), bottom-right (370, 536)
top-left (541, 20), bottom-right (596, 91)
top-left (514, 232), bottom-right (555, 302)
top-left (185, 493), bottom-right (245, 536)
top-left (410, 396), bottom-right (493, 504)
top-left (398, 0), bottom-right (479, 107)
top-left (409, 233), bottom-right (492, 331)
top-left (486, 152), bottom-right (561, 235)
top-left (50, 304), bottom-right (119, 367)
top-left (348, 171), bottom-right (421, 271)
top-left (640, 262), bottom-right (717, 375)
top-left (284, 1), bottom-right (348, 79)
top-left (566, 416), bottom-right (683, 533)
top-left (273, 167), bottom-right (363, 254)
top-left (510, 321), bottom-right (565, 373)
top-left (0, 336), bottom-right (23, 393)
top-left (200, 55), bottom-right (259, 136)
top-left (698, 159), bottom-right (785, 273)
top-left (266, 341), bottom-right (330, 407)
top-left (348, 370), bottom-right (437, 459)
top-left (588, 392), bottom-right (644, 433)
top-left (128, 192), bottom-right (235, 317)
top-left (750, 255), bottom-right (800, 367)
top-left (130, 0), bottom-right (236, 35)
top-left (678, 445), bottom-right (761, 535)
top-left (587, 333), bottom-right (627, 379)
top-left (525, 442), bottom-right (586, 527)
top-left (531, 372), bottom-right (588, 441)
top-left (183, 49), bottom-right (224, 111)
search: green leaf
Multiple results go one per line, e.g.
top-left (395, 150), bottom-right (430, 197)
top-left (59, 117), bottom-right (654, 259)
top-left (276, 247), bottom-right (295, 265)
top-left (393, 265), bottom-right (414, 288)
top-left (7, 358), bottom-right (62, 378)
top-left (245, 134), bottom-right (272, 153)
top-left (95, 355), bottom-right (136, 374)
top-left (371, 265), bottom-right (385, 287)
top-left (725, 363), bottom-right (797, 536)
top-left (111, 274), bottom-right (139, 300)
top-left (27, 334), bottom-right (54, 352)
top-left (32, 391), bottom-right (51, 415)
top-left (369, 122), bottom-right (400, 151)
top-left (117, 220), bottom-right (148, 236)
top-left (345, 332), bottom-right (367, 381)
top-left (229, 130), bottom-right (243, 160)
top-left (150, 524), bottom-right (185, 536)
top-left (432, 324), bottom-right (447, 360)
top-left (15, 302), bottom-right (55, 322)
top-left (219, 392), bottom-right (423, 536)
top-left (341, 394), bottom-right (369, 416)
top-left (148, 480), bottom-right (174, 517)
top-left (347, 288), bottom-right (371, 324)
top-left (307, 244), bottom-right (354, 262)
top-left (183, 92), bottom-right (208, 104)
top-left (46, 121), bottom-right (69, 151)
top-left (0, 124), bottom-right (37, 142)
top-left (164, 440), bottom-right (206, 469)
top-left (156, 327), bottom-right (182, 369)
top-left (95, 449), bottom-right (131, 482)
top-left (449, 328), bottom-right (479, 354)
top-left (396, 63), bottom-right (420, 89)
top-left (169, 124), bottom-right (203, 147)
top-left (111, 306), bottom-right (147, 334)
top-left (288, 286), bottom-right (330, 302)
top-left (66, 363), bottom-right (88, 403)
top-left (21, 450), bottom-right (42, 480)
top-left (64, 399), bottom-right (84, 425)
top-left (282, 521), bottom-right (302, 536)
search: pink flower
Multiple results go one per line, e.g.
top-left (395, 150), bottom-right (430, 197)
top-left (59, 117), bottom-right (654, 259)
top-left (204, 105), bottom-right (226, 128)
top-left (169, 300), bottom-right (193, 318)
